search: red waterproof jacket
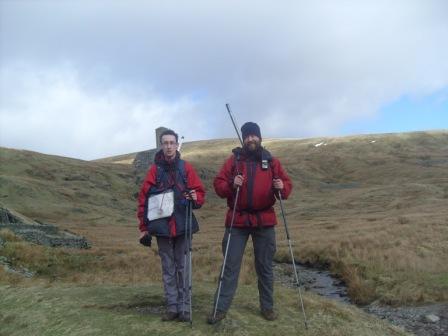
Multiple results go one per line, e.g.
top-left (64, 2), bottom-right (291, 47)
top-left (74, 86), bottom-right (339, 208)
top-left (137, 150), bottom-right (205, 237)
top-left (214, 147), bottom-right (292, 228)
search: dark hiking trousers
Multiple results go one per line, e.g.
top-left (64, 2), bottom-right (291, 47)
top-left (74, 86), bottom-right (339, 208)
top-left (157, 236), bottom-right (190, 313)
top-left (214, 226), bottom-right (276, 312)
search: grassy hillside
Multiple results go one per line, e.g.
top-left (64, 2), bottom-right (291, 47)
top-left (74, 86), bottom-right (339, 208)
top-left (0, 147), bottom-right (136, 249)
top-left (1, 131), bottom-right (447, 309)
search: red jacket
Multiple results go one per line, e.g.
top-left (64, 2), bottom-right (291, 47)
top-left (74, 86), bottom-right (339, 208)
top-left (137, 151), bottom-right (205, 236)
top-left (214, 147), bottom-right (292, 228)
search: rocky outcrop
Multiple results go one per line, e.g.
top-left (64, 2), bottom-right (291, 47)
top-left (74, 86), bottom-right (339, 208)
top-left (0, 205), bottom-right (90, 249)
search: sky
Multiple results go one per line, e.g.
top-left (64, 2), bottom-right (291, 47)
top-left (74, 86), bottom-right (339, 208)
top-left (0, 0), bottom-right (447, 160)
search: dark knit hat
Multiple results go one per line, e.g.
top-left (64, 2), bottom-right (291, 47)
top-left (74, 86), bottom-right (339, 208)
top-left (241, 122), bottom-right (262, 140)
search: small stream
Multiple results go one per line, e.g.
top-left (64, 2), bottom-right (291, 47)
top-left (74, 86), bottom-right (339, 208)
top-left (274, 261), bottom-right (447, 336)
top-left (274, 261), bottom-right (350, 303)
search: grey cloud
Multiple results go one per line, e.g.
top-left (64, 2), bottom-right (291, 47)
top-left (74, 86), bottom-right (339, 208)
top-left (1, 0), bottom-right (447, 158)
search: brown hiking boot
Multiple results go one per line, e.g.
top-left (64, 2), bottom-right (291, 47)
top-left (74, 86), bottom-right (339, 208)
top-left (161, 311), bottom-right (179, 321)
top-left (206, 310), bottom-right (227, 324)
top-left (261, 309), bottom-right (278, 321)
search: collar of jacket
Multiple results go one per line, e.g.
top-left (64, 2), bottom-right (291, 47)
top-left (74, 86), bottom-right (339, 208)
top-left (154, 149), bottom-right (181, 171)
top-left (232, 146), bottom-right (272, 162)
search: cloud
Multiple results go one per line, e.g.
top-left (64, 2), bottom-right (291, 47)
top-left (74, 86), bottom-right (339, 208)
top-left (0, 63), bottom-right (199, 159)
top-left (1, 0), bottom-right (447, 159)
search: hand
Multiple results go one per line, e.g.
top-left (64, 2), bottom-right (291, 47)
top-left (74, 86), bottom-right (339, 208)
top-left (184, 189), bottom-right (197, 201)
top-left (233, 175), bottom-right (244, 188)
top-left (273, 178), bottom-right (284, 190)
top-left (139, 231), bottom-right (152, 247)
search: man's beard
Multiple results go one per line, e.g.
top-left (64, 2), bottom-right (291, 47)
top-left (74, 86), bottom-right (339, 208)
top-left (243, 141), bottom-right (261, 152)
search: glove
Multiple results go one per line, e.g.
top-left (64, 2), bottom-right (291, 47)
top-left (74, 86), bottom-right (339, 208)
top-left (139, 234), bottom-right (152, 247)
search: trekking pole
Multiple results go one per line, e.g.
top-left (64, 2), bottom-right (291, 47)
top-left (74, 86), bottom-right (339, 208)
top-left (226, 103), bottom-right (243, 146)
top-left (213, 103), bottom-right (244, 318)
top-left (213, 186), bottom-right (240, 318)
top-left (187, 199), bottom-right (193, 327)
top-left (178, 137), bottom-right (189, 321)
top-left (277, 190), bottom-right (308, 329)
top-left (182, 199), bottom-right (189, 317)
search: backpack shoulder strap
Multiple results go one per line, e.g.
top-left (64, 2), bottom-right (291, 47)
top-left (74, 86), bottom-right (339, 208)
top-left (231, 152), bottom-right (242, 176)
top-left (155, 164), bottom-right (163, 185)
top-left (148, 164), bottom-right (164, 193)
top-left (231, 147), bottom-right (242, 176)
top-left (177, 159), bottom-right (188, 185)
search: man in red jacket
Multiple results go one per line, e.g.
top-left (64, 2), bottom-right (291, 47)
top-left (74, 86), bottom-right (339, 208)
top-left (137, 129), bottom-right (205, 322)
top-left (208, 122), bottom-right (292, 324)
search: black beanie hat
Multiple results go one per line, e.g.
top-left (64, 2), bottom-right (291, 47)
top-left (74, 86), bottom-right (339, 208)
top-left (241, 122), bottom-right (262, 141)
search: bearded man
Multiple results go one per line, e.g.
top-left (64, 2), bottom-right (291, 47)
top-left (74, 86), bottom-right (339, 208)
top-left (208, 122), bottom-right (292, 324)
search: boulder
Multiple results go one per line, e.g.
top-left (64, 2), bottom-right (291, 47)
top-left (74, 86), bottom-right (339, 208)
top-left (424, 314), bottom-right (440, 323)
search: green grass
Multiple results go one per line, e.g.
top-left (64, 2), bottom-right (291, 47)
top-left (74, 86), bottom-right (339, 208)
top-left (0, 284), bottom-right (409, 336)
top-left (431, 273), bottom-right (448, 287)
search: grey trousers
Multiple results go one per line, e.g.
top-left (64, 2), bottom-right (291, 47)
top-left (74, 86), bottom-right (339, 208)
top-left (215, 227), bottom-right (276, 312)
top-left (157, 236), bottom-right (190, 313)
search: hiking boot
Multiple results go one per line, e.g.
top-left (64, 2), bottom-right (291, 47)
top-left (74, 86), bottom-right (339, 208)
top-left (178, 312), bottom-right (191, 322)
top-left (206, 310), bottom-right (227, 324)
top-left (261, 309), bottom-right (278, 321)
top-left (161, 311), bottom-right (179, 321)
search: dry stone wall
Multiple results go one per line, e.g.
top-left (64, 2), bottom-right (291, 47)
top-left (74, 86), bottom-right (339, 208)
top-left (0, 205), bottom-right (90, 249)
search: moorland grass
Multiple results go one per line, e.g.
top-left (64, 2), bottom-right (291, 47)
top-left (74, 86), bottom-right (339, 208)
top-left (1, 131), bottom-right (447, 306)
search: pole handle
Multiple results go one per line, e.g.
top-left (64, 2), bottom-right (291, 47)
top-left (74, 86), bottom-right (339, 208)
top-left (178, 135), bottom-right (185, 152)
